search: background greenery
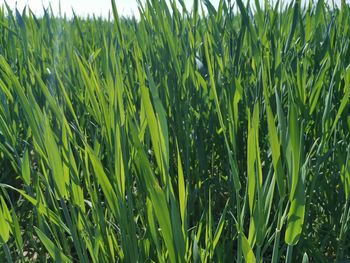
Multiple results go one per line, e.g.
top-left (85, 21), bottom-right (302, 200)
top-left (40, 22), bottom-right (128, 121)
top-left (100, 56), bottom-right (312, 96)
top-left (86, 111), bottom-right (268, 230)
top-left (0, 0), bottom-right (350, 262)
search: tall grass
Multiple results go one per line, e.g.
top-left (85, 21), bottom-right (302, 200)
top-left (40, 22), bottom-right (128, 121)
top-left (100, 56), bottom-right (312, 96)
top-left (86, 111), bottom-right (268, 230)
top-left (0, 0), bottom-right (350, 262)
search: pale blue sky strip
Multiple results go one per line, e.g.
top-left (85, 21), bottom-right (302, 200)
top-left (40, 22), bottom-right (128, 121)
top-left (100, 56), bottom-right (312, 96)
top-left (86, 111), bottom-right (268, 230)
top-left (0, 0), bottom-right (220, 18)
top-left (0, 0), bottom-right (346, 18)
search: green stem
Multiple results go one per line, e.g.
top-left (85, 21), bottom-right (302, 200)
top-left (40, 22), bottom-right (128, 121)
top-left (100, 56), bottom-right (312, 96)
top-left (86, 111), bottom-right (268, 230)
top-left (256, 245), bottom-right (261, 263)
top-left (272, 201), bottom-right (284, 263)
top-left (336, 198), bottom-right (349, 261)
top-left (237, 192), bottom-right (242, 263)
top-left (285, 245), bottom-right (293, 263)
top-left (271, 229), bottom-right (281, 263)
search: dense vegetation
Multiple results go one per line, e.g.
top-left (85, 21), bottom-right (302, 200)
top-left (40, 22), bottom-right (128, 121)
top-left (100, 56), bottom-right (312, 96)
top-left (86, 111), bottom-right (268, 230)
top-left (0, 0), bottom-right (350, 262)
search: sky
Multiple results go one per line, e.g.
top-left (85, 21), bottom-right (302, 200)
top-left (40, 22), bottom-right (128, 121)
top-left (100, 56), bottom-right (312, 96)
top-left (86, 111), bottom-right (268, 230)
top-left (0, 0), bottom-right (221, 18)
top-left (1, 0), bottom-right (347, 19)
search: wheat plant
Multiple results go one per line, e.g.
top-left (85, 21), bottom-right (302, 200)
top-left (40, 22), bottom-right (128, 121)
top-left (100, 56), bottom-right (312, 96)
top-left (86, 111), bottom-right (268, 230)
top-left (0, 0), bottom-right (350, 262)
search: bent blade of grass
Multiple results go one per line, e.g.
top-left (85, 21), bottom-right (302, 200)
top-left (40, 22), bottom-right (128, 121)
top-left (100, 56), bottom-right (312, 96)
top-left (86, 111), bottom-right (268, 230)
top-left (21, 148), bottom-right (31, 185)
top-left (263, 69), bottom-right (285, 198)
top-left (285, 180), bottom-right (305, 246)
top-left (330, 67), bottom-right (350, 136)
top-left (247, 108), bottom-right (256, 215)
top-left (0, 196), bottom-right (11, 243)
top-left (146, 66), bottom-right (169, 171)
top-left (241, 232), bottom-right (256, 263)
top-left (129, 121), bottom-right (180, 263)
top-left (87, 147), bottom-right (119, 217)
top-left (0, 55), bottom-right (44, 149)
top-left (146, 198), bottom-right (165, 263)
top-left (176, 140), bottom-right (187, 228)
top-left (34, 227), bottom-right (72, 263)
top-left (285, 102), bottom-right (305, 246)
top-left (213, 198), bottom-right (229, 251)
top-left (44, 117), bottom-right (68, 198)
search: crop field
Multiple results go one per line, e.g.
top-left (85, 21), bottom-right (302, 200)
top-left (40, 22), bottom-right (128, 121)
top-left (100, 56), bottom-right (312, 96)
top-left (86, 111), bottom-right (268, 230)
top-left (0, 0), bottom-right (350, 262)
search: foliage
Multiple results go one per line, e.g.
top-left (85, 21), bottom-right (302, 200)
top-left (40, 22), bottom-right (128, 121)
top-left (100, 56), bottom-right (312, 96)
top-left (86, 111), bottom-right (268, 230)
top-left (0, 0), bottom-right (350, 262)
